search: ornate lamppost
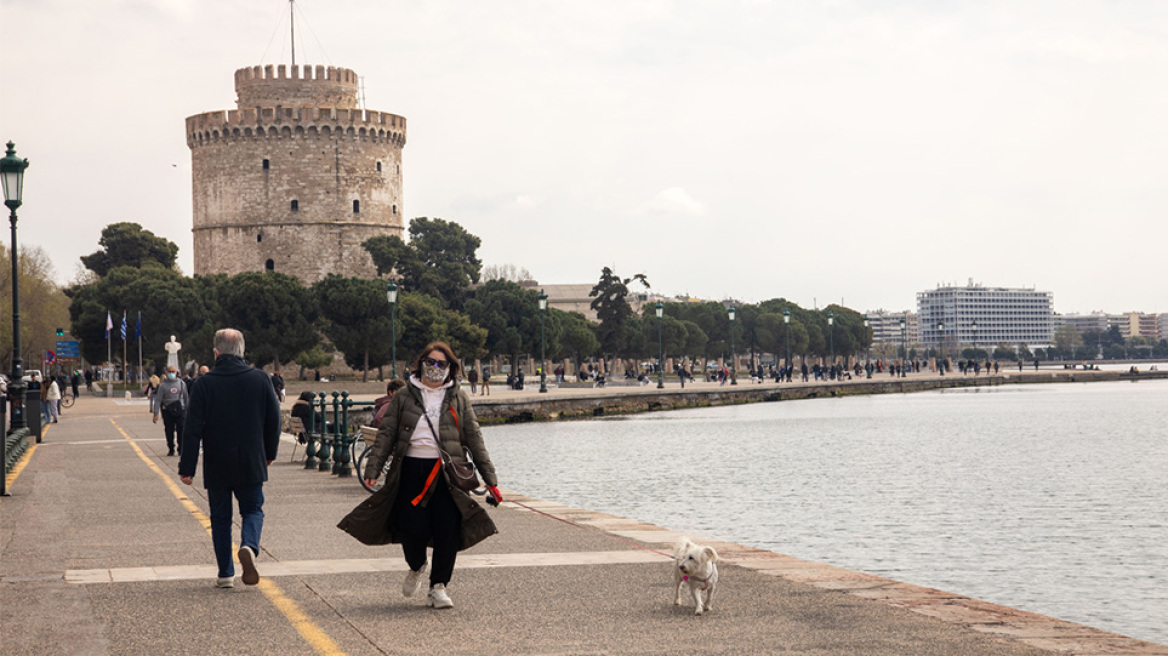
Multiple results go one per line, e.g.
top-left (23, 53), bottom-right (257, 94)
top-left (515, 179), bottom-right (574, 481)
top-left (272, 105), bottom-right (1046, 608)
top-left (827, 310), bottom-right (835, 370)
top-left (783, 310), bottom-right (791, 377)
top-left (538, 290), bottom-right (548, 393)
top-left (655, 301), bottom-right (664, 389)
top-left (2, 142), bottom-right (30, 437)
top-left (728, 306), bottom-right (737, 385)
top-left (899, 314), bottom-right (907, 378)
top-left (937, 321), bottom-right (945, 372)
top-left (385, 282), bottom-right (398, 378)
top-left (863, 318), bottom-right (871, 378)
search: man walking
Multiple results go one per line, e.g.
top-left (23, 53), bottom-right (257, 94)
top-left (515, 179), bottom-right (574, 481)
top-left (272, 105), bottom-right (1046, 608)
top-left (179, 329), bottom-right (281, 589)
top-left (153, 366), bottom-right (189, 456)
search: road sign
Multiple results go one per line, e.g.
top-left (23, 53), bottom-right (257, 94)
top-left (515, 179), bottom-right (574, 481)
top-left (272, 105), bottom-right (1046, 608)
top-left (56, 341), bottom-right (80, 358)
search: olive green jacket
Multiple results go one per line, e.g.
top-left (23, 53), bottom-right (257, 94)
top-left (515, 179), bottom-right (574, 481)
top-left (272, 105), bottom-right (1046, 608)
top-left (337, 381), bottom-right (498, 550)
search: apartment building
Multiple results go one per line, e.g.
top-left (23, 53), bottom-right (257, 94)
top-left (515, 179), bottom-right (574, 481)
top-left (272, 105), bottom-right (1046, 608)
top-left (916, 281), bottom-right (1054, 350)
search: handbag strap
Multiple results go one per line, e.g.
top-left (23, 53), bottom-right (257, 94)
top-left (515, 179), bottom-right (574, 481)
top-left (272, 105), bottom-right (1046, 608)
top-left (419, 402), bottom-right (468, 464)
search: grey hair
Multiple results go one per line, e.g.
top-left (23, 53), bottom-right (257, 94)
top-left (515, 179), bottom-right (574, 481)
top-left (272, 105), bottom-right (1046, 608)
top-left (213, 328), bottom-right (246, 357)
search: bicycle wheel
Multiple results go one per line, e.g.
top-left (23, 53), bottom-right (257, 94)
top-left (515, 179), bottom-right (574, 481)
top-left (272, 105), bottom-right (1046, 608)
top-left (61, 394), bottom-right (75, 409)
top-left (356, 444), bottom-right (383, 493)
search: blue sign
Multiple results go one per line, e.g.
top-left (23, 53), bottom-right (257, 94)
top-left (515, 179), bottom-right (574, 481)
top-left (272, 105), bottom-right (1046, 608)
top-left (56, 340), bottom-right (80, 358)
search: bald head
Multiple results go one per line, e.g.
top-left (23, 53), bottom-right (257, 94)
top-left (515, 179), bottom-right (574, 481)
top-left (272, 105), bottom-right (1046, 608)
top-left (213, 328), bottom-right (245, 358)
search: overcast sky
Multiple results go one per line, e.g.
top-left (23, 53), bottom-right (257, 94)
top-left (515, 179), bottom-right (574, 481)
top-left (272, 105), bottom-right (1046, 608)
top-left (2, 0), bottom-right (1165, 314)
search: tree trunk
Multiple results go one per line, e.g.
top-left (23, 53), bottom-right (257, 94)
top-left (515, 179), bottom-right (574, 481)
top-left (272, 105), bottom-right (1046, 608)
top-left (362, 348), bottom-right (369, 382)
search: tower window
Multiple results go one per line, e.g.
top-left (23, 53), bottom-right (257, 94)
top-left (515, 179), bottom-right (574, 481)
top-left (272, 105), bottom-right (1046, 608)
top-left (257, 233), bottom-right (263, 243)
top-left (262, 159), bottom-right (270, 170)
top-left (393, 204), bottom-right (397, 215)
top-left (353, 200), bottom-right (360, 213)
top-left (291, 200), bottom-right (299, 212)
top-left (265, 259), bottom-right (275, 271)
top-left (376, 161), bottom-right (383, 172)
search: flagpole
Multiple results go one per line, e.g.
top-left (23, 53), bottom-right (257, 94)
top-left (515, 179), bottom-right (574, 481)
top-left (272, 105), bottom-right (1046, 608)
top-left (122, 312), bottom-right (128, 392)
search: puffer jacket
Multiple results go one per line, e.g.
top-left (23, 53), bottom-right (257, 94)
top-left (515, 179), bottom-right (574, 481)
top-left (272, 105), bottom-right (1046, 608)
top-left (337, 379), bottom-right (498, 550)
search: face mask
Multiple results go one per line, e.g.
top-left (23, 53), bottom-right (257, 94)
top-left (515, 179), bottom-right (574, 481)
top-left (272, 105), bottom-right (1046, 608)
top-left (422, 367), bottom-right (448, 384)
top-left (167, 373), bottom-right (177, 380)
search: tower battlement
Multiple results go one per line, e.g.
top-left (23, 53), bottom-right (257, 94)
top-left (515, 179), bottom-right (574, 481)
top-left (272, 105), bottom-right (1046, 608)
top-left (185, 107), bottom-right (407, 148)
top-left (235, 64), bottom-right (360, 109)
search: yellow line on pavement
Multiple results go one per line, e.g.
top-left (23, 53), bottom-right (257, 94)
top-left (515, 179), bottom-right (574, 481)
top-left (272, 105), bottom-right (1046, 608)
top-left (110, 419), bottom-right (346, 656)
top-left (4, 443), bottom-right (39, 490)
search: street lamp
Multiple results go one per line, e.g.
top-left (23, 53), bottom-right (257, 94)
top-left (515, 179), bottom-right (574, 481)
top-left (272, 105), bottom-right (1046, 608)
top-left (655, 301), bottom-right (664, 389)
top-left (3, 141), bottom-right (30, 439)
top-left (937, 321), bottom-right (945, 374)
top-left (728, 306), bottom-right (737, 385)
top-left (899, 315), bottom-right (907, 378)
top-left (385, 282), bottom-right (398, 378)
top-left (863, 318), bottom-right (871, 378)
top-left (538, 290), bottom-right (548, 393)
top-left (783, 310), bottom-right (791, 379)
top-left (827, 311), bottom-right (835, 370)
top-left (971, 320), bottom-right (978, 357)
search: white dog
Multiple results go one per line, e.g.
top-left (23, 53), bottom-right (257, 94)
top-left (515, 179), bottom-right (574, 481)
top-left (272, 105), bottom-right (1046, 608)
top-left (673, 538), bottom-right (719, 615)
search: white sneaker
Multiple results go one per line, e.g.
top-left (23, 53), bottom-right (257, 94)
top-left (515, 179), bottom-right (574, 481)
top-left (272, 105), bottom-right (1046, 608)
top-left (402, 561), bottom-right (428, 597)
top-left (216, 576), bottom-right (235, 588)
top-left (427, 583), bottom-right (453, 609)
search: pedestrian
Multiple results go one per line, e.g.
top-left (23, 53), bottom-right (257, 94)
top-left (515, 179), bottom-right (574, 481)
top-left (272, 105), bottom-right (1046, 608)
top-left (146, 373), bottom-right (161, 414)
top-left (71, 370), bottom-right (81, 398)
top-left (371, 379), bottom-right (406, 429)
top-left (179, 328), bottom-right (281, 589)
top-left (466, 367), bottom-right (478, 395)
top-left (340, 341), bottom-right (501, 610)
top-left (291, 390), bottom-right (328, 436)
top-left (84, 368), bottom-right (94, 392)
top-left (44, 374), bottom-right (61, 424)
top-left (271, 370), bottom-right (286, 403)
top-left (153, 366), bottom-right (190, 456)
top-left (480, 367), bottom-right (491, 396)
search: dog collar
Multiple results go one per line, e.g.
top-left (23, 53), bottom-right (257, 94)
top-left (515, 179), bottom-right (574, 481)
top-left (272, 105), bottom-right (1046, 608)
top-left (683, 575), bottom-right (711, 590)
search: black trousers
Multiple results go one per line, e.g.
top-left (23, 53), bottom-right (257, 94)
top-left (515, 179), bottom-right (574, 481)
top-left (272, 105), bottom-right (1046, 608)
top-left (392, 456), bottom-right (462, 587)
top-left (162, 409), bottom-right (184, 452)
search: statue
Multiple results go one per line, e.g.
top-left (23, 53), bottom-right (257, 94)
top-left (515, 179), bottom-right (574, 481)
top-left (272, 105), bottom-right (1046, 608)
top-left (164, 335), bottom-right (182, 371)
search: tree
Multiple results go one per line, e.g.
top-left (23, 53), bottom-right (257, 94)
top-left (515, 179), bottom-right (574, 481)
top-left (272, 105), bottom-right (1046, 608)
top-left (363, 218), bottom-right (482, 308)
top-left (81, 222), bottom-right (178, 276)
top-left (639, 309), bottom-right (687, 368)
top-left (214, 272), bottom-right (319, 369)
top-left (481, 263), bottom-right (533, 283)
top-left (292, 346), bottom-right (332, 381)
top-left (1053, 325), bottom-right (1083, 355)
top-left (0, 245), bottom-right (71, 373)
top-left (589, 267), bottom-right (649, 358)
top-left (67, 265), bottom-right (211, 369)
top-left (314, 275), bottom-right (393, 382)
top-left (395, 291), bottom-right (486, 364)
top-left (552, 311), bottom-right (600, 374)
top-left (464, 279), bottom-right (555, 372)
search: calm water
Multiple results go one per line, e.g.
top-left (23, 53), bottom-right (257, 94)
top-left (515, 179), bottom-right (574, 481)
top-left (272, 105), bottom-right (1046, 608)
top-left (483, 380), bottom-right (1168, 645)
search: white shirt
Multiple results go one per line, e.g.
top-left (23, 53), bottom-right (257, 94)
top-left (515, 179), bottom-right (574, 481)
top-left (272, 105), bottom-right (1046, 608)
top-left (406, 375), bottom-right (452, 458)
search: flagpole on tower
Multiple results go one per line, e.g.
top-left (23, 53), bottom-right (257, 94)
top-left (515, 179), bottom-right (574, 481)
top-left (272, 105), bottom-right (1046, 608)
top-left (290, 0), bottom-right (296, 66)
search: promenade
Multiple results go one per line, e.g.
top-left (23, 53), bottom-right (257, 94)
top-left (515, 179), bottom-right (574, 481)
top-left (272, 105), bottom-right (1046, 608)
top-left (3, 385), bottom-right (1166, 655)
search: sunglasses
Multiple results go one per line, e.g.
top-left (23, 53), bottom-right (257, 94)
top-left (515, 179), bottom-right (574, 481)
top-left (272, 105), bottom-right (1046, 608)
top-left (423, 357), bottom-right (450, 370)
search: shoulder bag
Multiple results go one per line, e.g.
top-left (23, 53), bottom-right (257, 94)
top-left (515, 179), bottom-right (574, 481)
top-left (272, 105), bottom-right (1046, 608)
top-left (420, 406), bottom-right (480, 491)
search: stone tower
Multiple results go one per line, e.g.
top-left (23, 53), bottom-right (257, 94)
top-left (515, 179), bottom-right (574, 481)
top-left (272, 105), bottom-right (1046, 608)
top-left (186, 64), bottom-right (406, 283)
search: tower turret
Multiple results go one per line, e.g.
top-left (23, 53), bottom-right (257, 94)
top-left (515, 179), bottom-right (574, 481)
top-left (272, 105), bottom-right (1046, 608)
top-left (186, 64), bottom-right (406, 283)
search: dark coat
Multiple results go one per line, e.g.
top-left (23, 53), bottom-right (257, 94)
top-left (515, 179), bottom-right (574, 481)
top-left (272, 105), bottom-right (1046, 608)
top-left (178, 354), bottom-right (281, 490)
top-left (337, 380), bottom-right (498, 551)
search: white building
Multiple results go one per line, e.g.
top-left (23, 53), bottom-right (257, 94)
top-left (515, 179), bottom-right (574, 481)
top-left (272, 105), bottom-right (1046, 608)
top-left (916, 280), bottom-right (1054, 351)
top-left (865, 309), bottom-right (920, 345)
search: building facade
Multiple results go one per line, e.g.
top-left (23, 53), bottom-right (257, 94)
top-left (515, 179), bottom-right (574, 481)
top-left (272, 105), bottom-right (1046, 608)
top-left (916, 281), bottom-right (1054, 351)
top-left (186, 64), bottom-right (406, 283)
top-left (865, 309), bottom-right (921, 345)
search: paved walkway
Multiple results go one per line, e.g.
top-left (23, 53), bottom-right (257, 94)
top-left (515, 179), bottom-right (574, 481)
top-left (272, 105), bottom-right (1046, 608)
top-left (3, 393), bottom-right (1164, 655)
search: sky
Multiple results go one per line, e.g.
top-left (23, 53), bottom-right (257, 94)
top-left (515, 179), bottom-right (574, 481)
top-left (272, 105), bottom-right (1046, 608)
top-left (2, 0), bottom-right (1166, 315)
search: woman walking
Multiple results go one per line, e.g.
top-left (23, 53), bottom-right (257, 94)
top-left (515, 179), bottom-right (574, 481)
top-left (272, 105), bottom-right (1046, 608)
top-left (338, 342), bottom-right (501, 609)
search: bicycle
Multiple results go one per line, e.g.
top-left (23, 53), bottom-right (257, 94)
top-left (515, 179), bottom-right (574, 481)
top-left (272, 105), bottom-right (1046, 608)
top-left (61, 392), bottom-right (75, 409)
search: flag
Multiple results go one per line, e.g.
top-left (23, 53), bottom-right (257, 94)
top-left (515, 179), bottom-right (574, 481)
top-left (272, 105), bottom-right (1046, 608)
top-left (105, 312), bottom-right (113, 339)
top-left (120, 312), bottom-right (127, 341)
top-left (135, 312), bottom-right (142, 339)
